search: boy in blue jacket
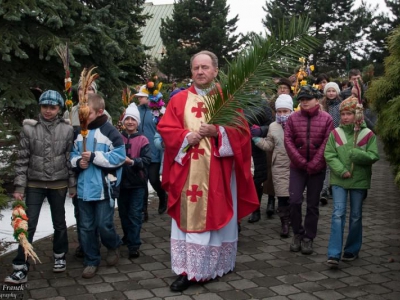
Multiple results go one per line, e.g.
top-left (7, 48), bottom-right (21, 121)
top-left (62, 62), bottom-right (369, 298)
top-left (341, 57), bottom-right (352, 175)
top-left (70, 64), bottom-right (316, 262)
top-left (70, 93), bottom-right (126, 279)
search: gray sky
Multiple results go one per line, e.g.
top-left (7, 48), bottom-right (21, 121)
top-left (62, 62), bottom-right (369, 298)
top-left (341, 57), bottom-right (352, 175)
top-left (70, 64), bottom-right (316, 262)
top-left (145, 0), bottom-right (390, 35)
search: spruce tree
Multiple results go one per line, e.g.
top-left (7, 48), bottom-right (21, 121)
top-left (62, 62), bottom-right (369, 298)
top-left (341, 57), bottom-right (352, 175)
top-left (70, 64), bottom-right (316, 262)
top-left (0, 0), bottom-right (150, 126)
top-left (158, 0), bottom-right (241, 80)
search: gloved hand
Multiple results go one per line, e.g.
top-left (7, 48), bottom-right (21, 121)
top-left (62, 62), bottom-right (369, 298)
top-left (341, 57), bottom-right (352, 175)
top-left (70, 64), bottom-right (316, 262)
top-left (252, 137), bottom-right (261, 144)
top-left (250, 125), bottom-right (262, 137)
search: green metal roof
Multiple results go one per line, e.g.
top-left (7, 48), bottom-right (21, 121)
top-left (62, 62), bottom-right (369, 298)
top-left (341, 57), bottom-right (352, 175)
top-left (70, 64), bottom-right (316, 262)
top-left (142, 3), bottom-right (174, 60)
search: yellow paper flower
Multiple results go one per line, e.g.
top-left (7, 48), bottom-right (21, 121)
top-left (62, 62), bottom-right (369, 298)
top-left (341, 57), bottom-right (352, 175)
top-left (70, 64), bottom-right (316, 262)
top-left (299, 57), bottom-right (306, 64)
top-left (310, 65), bottom-right (315, 71)
top-left (300, 80), bottom-right (307, 86)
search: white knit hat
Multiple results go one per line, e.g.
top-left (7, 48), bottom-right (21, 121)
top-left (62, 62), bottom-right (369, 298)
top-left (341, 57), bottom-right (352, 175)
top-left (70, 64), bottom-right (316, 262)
top-left (122, 103), bottom-right (141, 125)
top-left (275, 94), bottom-right (293, 111)
top-left (323, 82), bottom-right (340, 95)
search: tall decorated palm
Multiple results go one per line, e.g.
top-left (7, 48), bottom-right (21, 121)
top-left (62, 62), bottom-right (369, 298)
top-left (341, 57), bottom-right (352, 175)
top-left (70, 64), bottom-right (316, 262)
top-left (202, 17), bottom-right (319, 128)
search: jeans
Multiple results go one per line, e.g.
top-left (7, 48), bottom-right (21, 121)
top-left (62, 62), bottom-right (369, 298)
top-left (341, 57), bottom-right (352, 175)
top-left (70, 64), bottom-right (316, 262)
top-left (327, 186), bottom-right (366, 259)
top-left (13, 187), bottom-right (68, 268)
top-left (72, 195), bottom-right (82, 248)
top-left (289, 168), bottom-right (325, 240)
top-left (78, 198), bottom-right (121, 266)
top-left (117, 188), bottom-right (145, 251)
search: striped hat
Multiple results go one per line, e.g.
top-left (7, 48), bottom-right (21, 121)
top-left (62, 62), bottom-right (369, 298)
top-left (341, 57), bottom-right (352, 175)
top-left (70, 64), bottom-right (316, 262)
top-left (339, 96), bottom-right (358, 113)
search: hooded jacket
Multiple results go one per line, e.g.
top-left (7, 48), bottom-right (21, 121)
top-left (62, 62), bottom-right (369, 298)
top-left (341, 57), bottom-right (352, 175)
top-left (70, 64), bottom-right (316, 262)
top-left (324, 122), bottom-right (379, 189)
top-left (14, 115), bottom-right (75, 193)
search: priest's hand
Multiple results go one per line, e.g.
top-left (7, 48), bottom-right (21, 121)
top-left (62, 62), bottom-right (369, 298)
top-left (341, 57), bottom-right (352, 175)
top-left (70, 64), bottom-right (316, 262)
top-left (187, 132), bottom-right (202, 146)
top-left (199, 122), bottom-right (218, 137)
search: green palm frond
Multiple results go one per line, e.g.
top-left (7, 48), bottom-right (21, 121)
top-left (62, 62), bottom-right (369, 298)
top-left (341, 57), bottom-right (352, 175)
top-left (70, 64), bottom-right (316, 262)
top-left (204, 16), bottom-right (319, 129)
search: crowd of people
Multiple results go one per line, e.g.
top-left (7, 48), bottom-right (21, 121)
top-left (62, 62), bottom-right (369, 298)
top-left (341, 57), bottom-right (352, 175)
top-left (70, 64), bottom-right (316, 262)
top-left (4, 50), bottom-right (379, 295)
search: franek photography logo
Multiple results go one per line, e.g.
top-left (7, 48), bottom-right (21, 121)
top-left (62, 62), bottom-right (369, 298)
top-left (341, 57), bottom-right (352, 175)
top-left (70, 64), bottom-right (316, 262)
top-left (1, 284), bottom-right (25, 299)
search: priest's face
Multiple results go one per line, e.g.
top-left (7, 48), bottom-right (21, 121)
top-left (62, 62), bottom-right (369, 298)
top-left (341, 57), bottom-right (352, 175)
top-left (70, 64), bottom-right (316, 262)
top-left (191, 54), bottom-right (218, 89)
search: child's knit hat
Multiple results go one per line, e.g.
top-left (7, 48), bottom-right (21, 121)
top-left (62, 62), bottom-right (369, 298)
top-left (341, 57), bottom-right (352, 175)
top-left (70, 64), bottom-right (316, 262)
top-left (324, 82), bottom-right (340, 95)
top-left (275, 94), bottom-right (293, 111)
top-left (339, 96), bottom-right (358, 113)
top-left (39, 90), bottom-right (64, 107)
top-left (122, 103), bottom-right (141, 125)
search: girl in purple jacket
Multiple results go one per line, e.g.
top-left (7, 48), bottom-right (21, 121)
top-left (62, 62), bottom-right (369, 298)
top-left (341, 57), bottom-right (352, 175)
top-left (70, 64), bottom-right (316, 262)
top-left (284, 85), bottom-right (333, 255)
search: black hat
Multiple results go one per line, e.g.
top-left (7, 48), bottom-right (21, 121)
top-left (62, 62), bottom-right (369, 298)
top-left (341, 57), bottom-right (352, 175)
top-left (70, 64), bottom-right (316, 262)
top-left (297, 85), bottom-right (320, 100)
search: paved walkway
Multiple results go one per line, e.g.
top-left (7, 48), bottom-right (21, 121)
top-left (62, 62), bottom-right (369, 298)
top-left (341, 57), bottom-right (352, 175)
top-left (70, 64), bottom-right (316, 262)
top-left (1, 143), bottom-right (400, 300)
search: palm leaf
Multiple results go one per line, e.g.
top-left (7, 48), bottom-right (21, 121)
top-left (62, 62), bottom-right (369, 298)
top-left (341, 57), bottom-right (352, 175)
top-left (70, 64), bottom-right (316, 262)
top-left (203, 16), bottom-right (319, 129)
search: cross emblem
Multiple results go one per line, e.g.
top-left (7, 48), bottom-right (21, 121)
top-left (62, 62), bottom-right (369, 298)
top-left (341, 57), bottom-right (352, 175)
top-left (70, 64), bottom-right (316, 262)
top-left (191, 144), bottom-right (205, 160)
top-left (191, 102), bottom-right (208, 118)
top-left (186, 185), bottom-right (203, 202)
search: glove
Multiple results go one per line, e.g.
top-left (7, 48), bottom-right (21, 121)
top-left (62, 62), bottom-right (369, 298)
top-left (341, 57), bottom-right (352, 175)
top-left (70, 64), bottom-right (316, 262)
top-left (252, 137), bottom-right (261, 144)
top-left (250, 125), bottom-right (262, 137)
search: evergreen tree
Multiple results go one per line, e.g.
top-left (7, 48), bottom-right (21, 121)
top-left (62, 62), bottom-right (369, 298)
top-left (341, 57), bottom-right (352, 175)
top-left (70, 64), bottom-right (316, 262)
top-left (158, 0), bottom-right (241, 80)
top-left (262, 0), bottom-right (375, 76)
top-left (0, 0), bottom-right (150, 125)
top-left (366, 25), bottom-right (400, 187)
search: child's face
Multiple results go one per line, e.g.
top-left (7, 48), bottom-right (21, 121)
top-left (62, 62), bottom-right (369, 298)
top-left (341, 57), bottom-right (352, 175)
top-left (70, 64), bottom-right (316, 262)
top-left (325, 87), bottom-right (337, 100)
top-left (123, 117), bottom-right (138, 133)
top-left (137, 96), bottom-right (149, 106)
top-left (319, 80), bottom-right (328, 91)
top-left (340, 111), bottom-right (355, 125)
top-left (299, 97), bottom-right (319, 110)
top-left (40, 105), bottom-right (60, 120)
top-left (277, 85), bottom-right (291, 95)
top-left (88, 105), bottom-right (103, 124)
top-left (276, 108), bottom-right (291, 116)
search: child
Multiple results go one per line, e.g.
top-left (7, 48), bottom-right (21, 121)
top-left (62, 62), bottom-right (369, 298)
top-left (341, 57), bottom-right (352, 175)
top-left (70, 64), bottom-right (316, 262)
top-left (319, 82), bottom-right (342, 204)
top-left (325, 97), bottom-right (379, 268)
top-left (253, 94), bottom-right (293, 237)
top-left (284, 85), bottom-right (333, 255)
top-left (70, 93), bottom-right (126, 279)
top-left (5, 90), bottom-right (75, 284)
top-left (118, 103), bottom-right (151, 259)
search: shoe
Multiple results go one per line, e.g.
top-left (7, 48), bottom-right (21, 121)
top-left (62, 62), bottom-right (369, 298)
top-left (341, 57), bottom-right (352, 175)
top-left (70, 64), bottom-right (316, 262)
top-left (290, 234), bottom-right (302, 252)
top-left (82, 266), bottom-right (98, 279)
top-left (266, 197), bottom-right (275, 217)
top-left (342, 252), bottom-right (358, 261)
top-left (170, 275), bottom-right (193, 292)
top-left (4, 265), bottom-right (28, 284)
top-left (53, 253), bottom-right (66, 273)
top-left (158, 198), bottom-right (167, 214)
top-left (75, 246), bottom-right (84, 258)
top-left (301, 238), bottom-right (313, 255)
top-left (129, 250), bottom-right (140, 259)
top-left (327, 257), bottom-right (339, 269)
top-left (279, 216), bottom-right (290, 238)
top-left (106, 247), bottom-right (120, 266)
top-left (320, 191), bottom-right (328, 205)
top-left (248, 210), bottom-right (261, 223)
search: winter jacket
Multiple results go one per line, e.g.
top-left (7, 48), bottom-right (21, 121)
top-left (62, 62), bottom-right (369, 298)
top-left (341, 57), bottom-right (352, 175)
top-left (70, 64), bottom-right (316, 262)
top-left (284, 106), bottom-right (333, 174)
top-left (324, 122), bottom-right (379, 189)
top-left (320, 97), bottom-right (341, 128)
top-left (14, 115), bottom-right (75, 194)
top-left (70, 115), bottom-right (126, 201)
top-left (244, 102), bottom-right (273, 184)
top-left (138, 104), bottom-right (162, 163)
top-left (255, 122), bottom-right (290, 197)
top-left (154, 131), bottom-right (165, 174)
top-left (120, 131), bottom-right (151, 189)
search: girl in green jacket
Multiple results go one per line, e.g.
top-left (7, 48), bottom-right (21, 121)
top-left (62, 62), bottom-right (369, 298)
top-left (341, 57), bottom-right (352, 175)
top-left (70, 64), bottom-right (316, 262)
top-left (324, 96), bottom-right (379, 269)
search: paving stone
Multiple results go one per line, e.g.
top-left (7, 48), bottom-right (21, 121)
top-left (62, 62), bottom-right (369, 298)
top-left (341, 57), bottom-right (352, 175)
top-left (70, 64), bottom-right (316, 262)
top-left (227, 279), bottom-right (258, 290)
top-left (313, 290), bottom-right (345, 300)
top-left (26, 279), bottom-right (50, 289)
top-left (151, 286), bottom-right (181, 298)
top-left (244, 287), bottom-right (276, 298)
top-left (85, 283), bottom-right (114, 294)
top-left (320, 269), bottom-right (350, 279)
top-left (360, 284), bottom-right (392, 294)
top-left (140, 262), bottom-right (166, 271)
top-left (127, 271), bottom-right (155, 281)
top-left (95, 291), bottom-right (127, 300)
top-left (340, 275), bottom-right (369, 286)
top-left (138, 278), bottom-right (167, 289)
top-left (112, 280), bottom-right (141, 291)
top-left (49, 278), bottom-right (76, 288)
top-left (165, 296), bottom-right (192, 300)
top-left (277, 274), bottom-right (306, 284)
top-left (269, 284), bottom-right (301, 296)
top-left (342, 266), bottom-right (371, 276)
top-left (58, 285), bottom-right (87, 297)
top-left (29, 287), bottom-right (59, 299)
top-left (203, 281), bottom-right (233, 292)
top-left (382, 292), bottom-right (400, 300)
top-left (217, 290), bottom-right (251, 299)
top-left (235, 255), bottom-right (256, 263)
top-left (293, 281), bottom-right (324, 293)
top-left (317, 278), bottom-right (348, 289)
top-left (288, 292), bottom-right (320, 300)
top-left (117, 264), bottom-right (143, 273)
top-left (282, 264), bottom-right (310, 274)
top-left (193, 293), bottom-right (224, 300)
top-left (337, 286), bottom-right (368, 298)
top-left (102, 273), bottom-right (129, 283)
top-left (236, 270), bottom-right (265, 279)
top-left (360, 273), bottom-right (391, 284)
top-left (124, 289), bottom-right (154, 299)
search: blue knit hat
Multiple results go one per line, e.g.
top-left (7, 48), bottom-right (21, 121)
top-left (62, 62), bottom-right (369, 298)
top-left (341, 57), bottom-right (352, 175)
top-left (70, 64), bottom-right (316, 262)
top-left (38, 90), bottom-right (64, 107)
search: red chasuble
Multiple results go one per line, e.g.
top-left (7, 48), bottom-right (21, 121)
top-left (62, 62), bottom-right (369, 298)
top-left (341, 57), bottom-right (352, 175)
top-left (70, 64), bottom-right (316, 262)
top-left (157, 85), bottom-right (259, 233)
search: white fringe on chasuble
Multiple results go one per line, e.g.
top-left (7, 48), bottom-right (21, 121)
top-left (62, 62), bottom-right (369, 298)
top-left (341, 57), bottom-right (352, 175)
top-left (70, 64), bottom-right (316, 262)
top-left (170, 169), bottom-right (238, 281)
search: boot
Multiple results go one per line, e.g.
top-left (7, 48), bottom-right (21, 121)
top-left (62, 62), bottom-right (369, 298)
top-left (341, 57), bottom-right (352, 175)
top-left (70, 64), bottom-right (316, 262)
top-left (266, 196), bottom-right (275, 217)
top-left (158, 194), bottom-right (168, 214)
top-left (248, 209), bottom-right (261, 223)
top-left (277, 206), bottom-right (290, 238)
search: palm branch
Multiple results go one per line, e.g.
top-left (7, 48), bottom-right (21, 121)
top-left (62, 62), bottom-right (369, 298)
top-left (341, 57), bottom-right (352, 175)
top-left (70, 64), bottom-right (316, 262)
top-left (55, 43), bottom-right (73, 119)
top-left (203, 16), bottom-right (319, 129)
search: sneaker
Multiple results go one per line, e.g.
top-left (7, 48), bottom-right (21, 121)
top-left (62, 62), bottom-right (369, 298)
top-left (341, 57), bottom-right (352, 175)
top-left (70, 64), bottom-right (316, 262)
top-left (290, 234), bottom-right (302, 252)
top-left (75, 246), bottom-right (84, 258)
top-left (327, 257), bottom-right (339, 269)
top-left (301, 238), bottom-right (313, 255)
top-left (4, 265), bottom-right (28, 284)
top-left (129, 249), bottom-right (140, 259)
top-left (342, 252), bottom-right (358, 261)
top-left (106, 247), bottom-right (120, 266)
top-left (82, 266), bottom-right (98, 279)
top-left (53, 253), bottom-right (66, 273)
